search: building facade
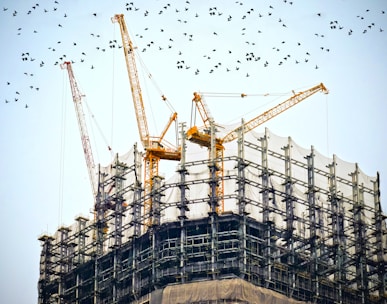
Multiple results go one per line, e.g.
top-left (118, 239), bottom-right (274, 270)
top-left (38, 128), bottom-right (386, 304)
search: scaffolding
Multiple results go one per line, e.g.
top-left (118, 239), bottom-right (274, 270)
top-left (38, 127), bottom-right (387, 304)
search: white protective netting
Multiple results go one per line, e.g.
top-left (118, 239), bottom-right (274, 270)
top-left (44, 127), bottom-right (383, 267)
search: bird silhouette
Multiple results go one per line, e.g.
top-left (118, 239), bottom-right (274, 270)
top-left (1, 0), bottom-right (385, 115)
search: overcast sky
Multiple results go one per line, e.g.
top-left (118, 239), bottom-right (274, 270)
top-left (0, 0), bottom-right (386, 302)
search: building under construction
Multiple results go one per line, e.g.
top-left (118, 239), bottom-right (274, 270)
top-left (38, 13), bottom-right (386, 304)
top-left (38, 126), bottom-right (387, 304)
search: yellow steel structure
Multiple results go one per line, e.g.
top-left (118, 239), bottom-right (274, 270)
top-left (187, 83), bottom-right (329, 213)
top-left (112, 14), bottom-right (181, 225)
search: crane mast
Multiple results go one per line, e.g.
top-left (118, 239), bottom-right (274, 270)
top-left (187, 83), bottom-right (329, 213)
top-left (61, 61), bottom-right (97, 197)
top-left (112, 14), bottom-right (181, 226)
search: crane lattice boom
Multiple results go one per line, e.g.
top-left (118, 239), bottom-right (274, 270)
top-left (187, 83), bottom-right (329, 214)
top-left (191, 92), bottom-right (214, 128)
top-left (112, 14), bottom-right (181, 227)
top-left (222, 83), bottom-right (329, 143)
top-left (111, 14), bottom-right (149, 148)
top-left (61, 61), bottom-right (97, 197)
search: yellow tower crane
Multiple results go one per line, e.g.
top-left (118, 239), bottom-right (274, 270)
top-left (187, 83), bottom-right (329, 213)
top-left (112, 14), bottom-right (181, 225)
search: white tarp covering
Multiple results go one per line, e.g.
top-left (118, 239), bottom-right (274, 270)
top-left (46, 128), bottom-right (384, 269)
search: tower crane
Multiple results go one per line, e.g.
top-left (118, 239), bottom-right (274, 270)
top-left (61, 61), bottom-right (98, 198)
top-left (187, 83), bottom-right (329, 213)
top-left (111, 14), bottom-right (181, 225)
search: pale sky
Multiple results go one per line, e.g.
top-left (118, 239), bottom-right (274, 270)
top-left (0, 0), bottom-right (386, 302)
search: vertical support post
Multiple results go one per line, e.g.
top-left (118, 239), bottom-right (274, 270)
top-left (237, 119), bottom-right (248, 278)
top-left (150, 227), bottom-right (159, 289)
top-left (94, 163), bottom-right (107, 304)
top-left (58, 226), bottom-right (71, 303)
top-left (59, 227), bottom-right (70, 273)
top-left (282, 137), bottom-right (296, 297)
top-left (151, 176), bottom-right (162, 227)
top-left (112, 247), bottom-right (120, 303)
top-left (75, 270), bottom-right (80, 304)
top-left (93, 256), bottom-right (99, 304)
top-left (177, 123), bottom-right (188, 283)
top-left (38, 235), bottom-right (55, 304)
top-left (151, 175), bottom-right (162, 288)
top-left (131, 143), bottom-right (142, 299)
top-left (75, 216), bottom-right (88, 265)
top-left (144, 153), bottom-right (160, 227)
top-left (305, 146), bottom-right (319, 299)
top-left (95, 164), bottom-right (106, 256)
top-left (351, 164), bottom-right (369, 303)
top-left (208, 119), bottom-right (218, 280)
top-left (372, 173), bottom-right (386, 300)
top-left (110, 154), bottom-right (126, 303)
top-left (327, 155), bottom-right (345, 303)
top-left (112, 155), bottom-right (126, 249)
top-left (260, 128), bottom-right (273, 287)
top-left (112, 162), bottom-right (124, 304)
top-left (132, 143), bottom-right (143, 239)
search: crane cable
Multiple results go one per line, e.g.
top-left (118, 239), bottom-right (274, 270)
top-left (199, 92), bottom-right (288, 98)
top-left (199, 83), bottom-right (322, 98)
top-left (138, 57), bottom-right (159, 135)
top-left (134, 47), bottom-right (177, 114)
top-left (196, 91), bottom-right (290, 126)
top-left (231, 94), bottom-right (287, 125)
top-left (58, 70), bottom-right (68, 226)
top-left (325, 93), bottom-right (330, 156)
top-left (125, 25), bottom-right (179, 147)
top-left (84, 99), bottom-right (113, 159)
top-left (72, 68), bottom-right (113, 163)
top-left (199, 87), bottom-right (321, 126)
top-left (111, 22), bottom-right (117, 155)
top-left (132, 37), bottom-right (179, 145)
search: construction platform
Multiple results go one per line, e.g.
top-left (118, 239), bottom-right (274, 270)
top-left (38, 128), bottom-right (387, 304)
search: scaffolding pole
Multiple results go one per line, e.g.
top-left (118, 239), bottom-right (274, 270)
top-left (260, 128), bottom-right (274, 288)
top-left (37, 130), bottom-right (386, 304)
top-left (177, 122), bottom-right (189, 283)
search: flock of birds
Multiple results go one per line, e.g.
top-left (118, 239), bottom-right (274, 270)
top-left (1, 0), bottom-right (386, 109)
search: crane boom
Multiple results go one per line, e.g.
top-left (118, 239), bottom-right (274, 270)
top-left (187, 83), bottom-right (328, 214)
top-left (112, 14), bottom-right (181, 227)
top-left (222, 83), bottom-right (329, 143)
top-left (61, 61), bottom-right (97, 197)
top-left (192, 92), bottom-right (213, 128)
top-left (111, 13), bottom-right (149, 148)
top-left (159, 112), bottom-right (178, 143)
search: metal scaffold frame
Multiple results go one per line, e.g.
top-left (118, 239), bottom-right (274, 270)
top-left (38, 127), bottom-right (387, 304)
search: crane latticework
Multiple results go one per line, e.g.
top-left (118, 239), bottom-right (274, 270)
top-left (187, 83), bottom-right (328, 214)
top-left (112, 14), bottom-right (181, 227)
top-left (61, 61), bottom-right (97, 197)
